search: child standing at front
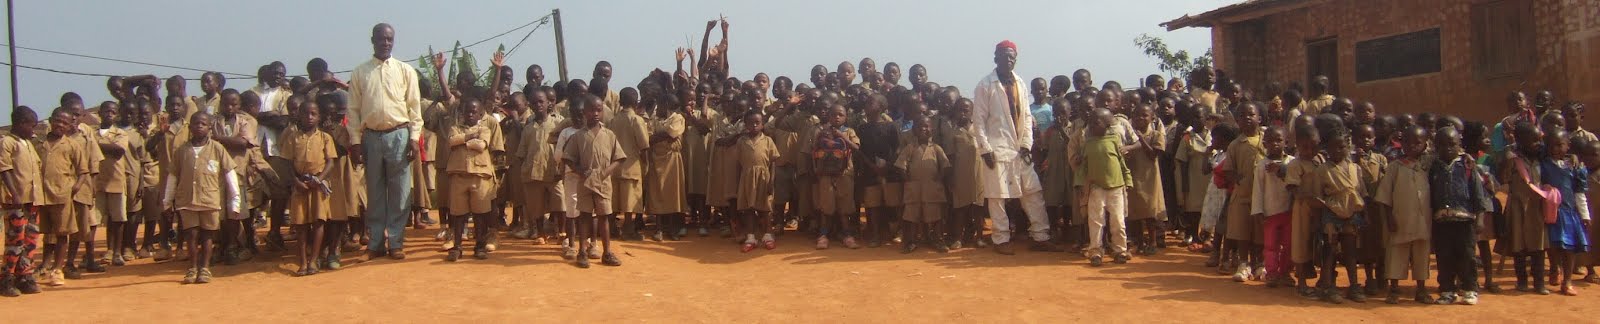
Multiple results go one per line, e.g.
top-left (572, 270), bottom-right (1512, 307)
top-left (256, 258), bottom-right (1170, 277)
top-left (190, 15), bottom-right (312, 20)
top-left (1375, 126), bottom-right (1433, 304)
top-left (1501, 122), bottom-right (1550, 294)
top-left (1126, 104), bottom-right (1167, 256)
top-left (445, 98), bottom-right (504, 261)
top-left (281, 98), bottom-right (337, 275)
top-left (1, 107), bottom-right (42, 295)
top-left (734, 111), bottom-right (781, 252)
top-left (1075, 108), bottom-right (1134, 267)
top-left (562, 95), bottom-right (626, 268)
top-left (942, 99), bottom-right (984, 250)
top-left (1312, 126), bottom-right (1363, 304)
top-left (163, 112), bottom-right (240, 284)
top-left (1540, 129), bottom-right (1590, 296)
top-left (37, 109), bottom-right (90, 287)
top-left (1250, 126), bottom-right (1293, 287)
top-left (808, 104), bottom-right (860, 250)
top-left (1429, 126), bottom-right (1491, 305)
top-left (1223, 103), bottom-right (1267, 281)
top-left (895, 116), bottom-right (951, 254)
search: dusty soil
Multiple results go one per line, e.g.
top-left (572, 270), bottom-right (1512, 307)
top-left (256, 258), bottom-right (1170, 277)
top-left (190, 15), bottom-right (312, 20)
top-left (0, 223), bottom-right (1577, 322)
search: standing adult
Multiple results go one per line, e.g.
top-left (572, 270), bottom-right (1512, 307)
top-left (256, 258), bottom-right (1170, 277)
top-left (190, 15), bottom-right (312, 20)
top-left (347, 23), bottom-right (423, 260)
top-left (971, 40), bottom-right (1061, 255)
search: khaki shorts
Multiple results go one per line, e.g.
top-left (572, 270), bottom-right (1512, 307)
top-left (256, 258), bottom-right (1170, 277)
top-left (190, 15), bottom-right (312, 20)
top-left (523, 180), bottom-right (558, 217)
top-left (98, 192), bottom-right (128, 223)
top-left (180, 209), bottom-right (221, 231)
top-left (38, 204), bottom-right (75, 236)
top-left (576, 185), bottom-right (614, 216)
top-left (901, 202), bottom-right (945, 223)
top-left (449, 174), bottom-right (496, 216)
top-left (861, 181), bottom-right (904, 208)
top-left (814, 176), bottom-right (855, 216)
top-left (288, 189), bottom-right (331, 225)
top-left (612, 178), bottom-right (643, 214)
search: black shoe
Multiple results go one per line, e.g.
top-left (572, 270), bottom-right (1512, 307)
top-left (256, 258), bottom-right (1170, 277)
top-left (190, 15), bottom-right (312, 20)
top-left (1113, 254), bottom-right (1129, 264)
top-left (473, 249), bottom-right (489, 260)
top-left (420, 216), bottom-right (437, 226)
top-left (933, 242), bottom-right (950, 254)
top-left (575, 258), bottom-right (591, 269)
top-left (388, 249), bottom-right (406, 260)
top-left (900, 243), bottom-right (917, 254)
top-left (63, 267), bottom-right (83, 280)
top-left (368, 249), bottom-right (387, 260)
top-left (84, 263), bottom-right (107, 273)
top-left (444, 249), bottom-right (461, 262)
top-left (16, 278), bottom-right (39, 294)
top-left (0, 278), bottom-right (18, 297)
top-left (601, 253), bottom-right (622, 266)
top-left (1090, 256), bottom-right (1104, 267)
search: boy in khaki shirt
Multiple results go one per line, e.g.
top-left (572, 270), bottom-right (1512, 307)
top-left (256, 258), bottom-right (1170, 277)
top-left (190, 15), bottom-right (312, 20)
top-left (281, 98), bottom-right (338, 275)
top-left (608, 88), bottom-right (651, 240)
top-left (562, 94), bottom-right (626, 268)
top-left (1, 107), bottom-right (43, 295)
top-left (162, 112), bottom-right (241, 284)
top-left (94, 103), bottom-right (135, 266)
top-left (894, 116), bottom-right (950, 254)
top-left (38, 109), bottom-right (92, 287)
top-left (445, 98), bottom-right (505, 261)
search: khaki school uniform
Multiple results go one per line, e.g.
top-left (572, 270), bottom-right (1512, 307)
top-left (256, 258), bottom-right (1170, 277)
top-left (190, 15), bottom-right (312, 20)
top-left (166, 140), bottom-right (237, 231)
top-left (280, 127), bottom-right (337, 225)
top-left (1285, 156), bottom-right (1324, 264)
top-left (326, 124), bottom-right (365, 221)
top-left (1041, 123), bottom-right (1073, 208)
top-left (941, 122), bottom-right (985, 209)
top-left (1191, 89), bottom-right (1222, 117)
top-left (564, 125), bottom-right (627, 216)
top-left (0, 133), bottom-right (43, 229)
top-left (94, 127), bottom-right (134, 223)
top-left (766, 108), bottom-right (798, 207)
top-left (1127, 125), bottom-right (1167, 221)
top-left (1376, 157), bottom-right (1432, 280)
top-left (708, 114), bottom-right (744, 206)
top-left (778, 111), bottom-right (820, 221)
top-left (423, 99), bottom-right (457, 211)
top-left (1354, 151), bottom-right (1389, 264)
top-left (446, 122), bottom-right (504, 216)
top-left (515, 114), bottom-right (564, 217)
top-left (215, 114), bottom-right (260, 215)
top-left (1223, 133), bottom-right (1265, 243)
top-left (734, 133), bottom-right (781, 211)
top-left (1174, 126), bottom-right (1212, 213)
top-left (1317, 160), bottom-right (1366, 235)
top-left (808, 126), bottom-right (859, 216)
top-left (682, 107), bottom-right (718, 196)
top-left (645, 112), bottom-right (686, 214)
top-left (73, 125), bottom-right (103, 230)
top-left (609, 110), bottom-right (651, 214)
top-left (39, 134), bottom-right (90, 235)
top-left (1498, 154), bottom-right (1548, 254)
top-left (895, 141), bottom-right (949, 223)
top-left (1304, 94), bottom-right (1335, 117)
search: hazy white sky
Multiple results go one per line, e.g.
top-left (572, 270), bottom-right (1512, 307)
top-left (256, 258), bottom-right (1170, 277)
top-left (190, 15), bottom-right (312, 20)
top-left (0, 0), bottom-right (1230, 125)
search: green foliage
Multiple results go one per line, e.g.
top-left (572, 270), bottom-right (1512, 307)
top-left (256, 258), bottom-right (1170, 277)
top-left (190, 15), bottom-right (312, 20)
top-left (1134, 33), bottom-right (1213, 80)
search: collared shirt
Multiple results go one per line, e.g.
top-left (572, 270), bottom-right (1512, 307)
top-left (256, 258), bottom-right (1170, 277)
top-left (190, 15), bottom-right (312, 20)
top-left (1251, 155), bottom-right (1295, 216)
top-left (972, 71), bottom-right (1032, 162)
top-left (347, 57), bottom-right (424, 145)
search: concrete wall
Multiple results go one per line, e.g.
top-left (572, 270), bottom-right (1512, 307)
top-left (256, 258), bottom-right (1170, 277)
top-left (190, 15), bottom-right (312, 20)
top-left (1205, 0), bottom-right (1599, 127)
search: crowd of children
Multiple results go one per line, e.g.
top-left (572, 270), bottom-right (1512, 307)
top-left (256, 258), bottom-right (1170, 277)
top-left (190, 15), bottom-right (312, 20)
top-left (0, 21), bottom-right (1596, 309)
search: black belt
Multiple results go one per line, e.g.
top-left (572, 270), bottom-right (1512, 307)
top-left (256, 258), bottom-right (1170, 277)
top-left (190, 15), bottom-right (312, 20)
top-left (365, 122), bottom-right (412, 134)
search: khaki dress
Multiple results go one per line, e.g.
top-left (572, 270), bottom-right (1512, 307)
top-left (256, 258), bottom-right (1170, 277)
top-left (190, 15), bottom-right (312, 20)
top-left (1040, 123), bottom-right (1073, 208)
top-left (326, 124), bottom-right (366, 220)
top-left (645, 112), bottom-right (687, 214)
top-left (1223, 134), bottom-right (1265, 243)
top-left (1498, 154), bottom-right (1548, 254)
top-left (708, 114), bottom-right (744, 206)
top-left (609, 112), bottom-right (651, 214)
top-left (734, 134), bottom-right (780, 211)
top-left (1127, 125), bottom-right (1167, 221)
top-left (682, 107), bottom-right (718, 196)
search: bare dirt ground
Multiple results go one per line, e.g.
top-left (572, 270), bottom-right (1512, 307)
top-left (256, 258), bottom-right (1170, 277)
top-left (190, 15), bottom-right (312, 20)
top-left (1, 223), bottom-right (1579, 323)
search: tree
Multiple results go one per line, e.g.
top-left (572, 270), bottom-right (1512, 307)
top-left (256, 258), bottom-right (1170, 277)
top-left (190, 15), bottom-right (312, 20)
top-left (1133, 33), bottom-right (1213, 80)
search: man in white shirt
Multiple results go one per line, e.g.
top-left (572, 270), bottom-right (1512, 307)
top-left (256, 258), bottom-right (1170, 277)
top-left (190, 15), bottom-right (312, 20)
top-left (347, 23), bottom-right (424, 260)
top-left (971, 40), bottom-right (1061, 255)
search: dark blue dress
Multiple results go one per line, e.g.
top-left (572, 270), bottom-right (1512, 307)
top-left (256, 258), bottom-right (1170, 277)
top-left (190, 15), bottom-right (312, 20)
top-left (1541, 158), bottom-right (1590, 252)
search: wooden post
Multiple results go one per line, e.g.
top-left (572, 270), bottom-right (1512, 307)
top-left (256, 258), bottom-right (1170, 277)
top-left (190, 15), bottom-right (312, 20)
top-left (552, 9), bottom-right (568, 83)
top-left (7, 0), bottom-right (17, 109)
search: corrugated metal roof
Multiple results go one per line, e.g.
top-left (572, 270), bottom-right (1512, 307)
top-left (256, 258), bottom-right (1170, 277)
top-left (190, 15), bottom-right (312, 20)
top-left (1160, 0), bottom-right (1311, 30)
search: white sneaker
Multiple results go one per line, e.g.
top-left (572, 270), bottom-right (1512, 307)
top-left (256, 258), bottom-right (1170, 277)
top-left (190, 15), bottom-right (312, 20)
top-left (1461, 291), bottom-right (1479, 305)
top-left (1232, 262), bottom-right (1252, 282)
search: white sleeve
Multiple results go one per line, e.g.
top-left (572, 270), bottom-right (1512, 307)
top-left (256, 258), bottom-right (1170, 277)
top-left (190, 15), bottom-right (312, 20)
top-left (1250, 162), bottom-right (1266, 215)
top-left (223, 169), bottom-right (240, 213)
top-left (971, 82), bottom-right (993, 155)
top-left (163, 175), bottom-right (176, 210)
top-left (1577, 192), bottom-right (1591, 221)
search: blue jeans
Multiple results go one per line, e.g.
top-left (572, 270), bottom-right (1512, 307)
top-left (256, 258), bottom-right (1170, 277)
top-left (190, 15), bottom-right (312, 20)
top-left (363, 128), bottom-right (413, 252)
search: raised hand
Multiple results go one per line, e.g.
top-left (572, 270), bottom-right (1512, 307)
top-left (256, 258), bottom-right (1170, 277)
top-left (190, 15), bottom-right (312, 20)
top-left (491, 50), bottom-right (506, 67)
top-left (706, 20), bottom-right (718, 30)
top-left (431, 52), bottom-right (447, 72)
top-left (676, 48), bottom-right (687, 63)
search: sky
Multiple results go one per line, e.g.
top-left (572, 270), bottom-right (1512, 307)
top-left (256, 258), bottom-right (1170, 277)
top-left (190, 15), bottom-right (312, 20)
top-left (0, 0), bottom-right (1231, 126)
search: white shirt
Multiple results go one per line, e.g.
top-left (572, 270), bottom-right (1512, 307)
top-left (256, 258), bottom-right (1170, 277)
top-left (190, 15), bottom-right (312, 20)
top-left (971, 70), bottom-right (1031, 162)
top-left (1251, 155), bottom-right (1295, 217)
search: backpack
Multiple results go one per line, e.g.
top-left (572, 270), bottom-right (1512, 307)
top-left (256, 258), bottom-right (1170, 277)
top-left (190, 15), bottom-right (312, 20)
top-left (812, 127), bottom-right (853, 176)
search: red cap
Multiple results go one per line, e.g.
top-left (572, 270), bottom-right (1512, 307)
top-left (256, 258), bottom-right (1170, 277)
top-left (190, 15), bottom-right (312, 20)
top-left (996, 40), bottom-right (1017, 52)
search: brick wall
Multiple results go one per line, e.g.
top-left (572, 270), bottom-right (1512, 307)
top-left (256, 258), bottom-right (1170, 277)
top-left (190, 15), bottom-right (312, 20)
top-left (1206, 0), bottom-right (1599, 128)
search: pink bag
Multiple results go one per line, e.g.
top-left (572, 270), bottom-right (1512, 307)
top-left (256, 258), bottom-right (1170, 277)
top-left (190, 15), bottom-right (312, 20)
top-left (1514, 158), bottom-right (1562, 225)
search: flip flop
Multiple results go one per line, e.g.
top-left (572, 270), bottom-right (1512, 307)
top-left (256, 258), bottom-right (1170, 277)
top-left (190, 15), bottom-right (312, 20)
top-left (763, 240), bottom-right (777, 250)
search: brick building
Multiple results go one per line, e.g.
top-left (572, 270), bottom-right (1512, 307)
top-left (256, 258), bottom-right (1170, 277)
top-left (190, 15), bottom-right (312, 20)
top-left (1162, 0), bottom-right (1600, 126)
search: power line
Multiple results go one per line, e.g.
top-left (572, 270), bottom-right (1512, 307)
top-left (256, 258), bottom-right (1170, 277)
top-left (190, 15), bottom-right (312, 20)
top-left (1, 43), bottom-right (253, 77)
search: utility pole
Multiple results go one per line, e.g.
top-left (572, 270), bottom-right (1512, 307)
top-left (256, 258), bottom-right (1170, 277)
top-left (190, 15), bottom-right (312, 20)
top-left (6, 0), bottom-right (16, 109)
top-left (552, 9), bottom-right (568, 83)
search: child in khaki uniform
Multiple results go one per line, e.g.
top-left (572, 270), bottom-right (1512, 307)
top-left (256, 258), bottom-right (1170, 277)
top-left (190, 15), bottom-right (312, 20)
top-left (608, 89), bottom-right (651, 240)
top-left (562, 95), bottom-right (626, 268)
top-left (66, 106), bottom-right (104, 278)
top-left (894, 116), bottom-right (950, 254)
top-left (162, 112), bottom-right (240, 285)
top-left (645, 93), bottom-right (688, 240)
top-left (1376, 127), bottom-right (1434, 304)
top-left (37, 109), bottom-right (91, 287)
top-left (93, 103), bottom-right (136, 266)
top-left (1312, 128), bottom-right (1365, 304)
top-left (942, 99), bottom-right (985, 249)
top-left (514, 89), bottom-right (564, 243)
top-left (281, 99), bottom-right (337, 276)
top-left (1126, 105), bottom-right (1167, 256)
top-left (1, 107), bottom-right (43, 295)
top-left (734, 112), bottom-right (781, 252)
top-left (444, 98), bottom-right (504, 261)
top-left (1223, 103), bottom-right (1266, 281)
top-left (808, 104), bottom-right (861, 250)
